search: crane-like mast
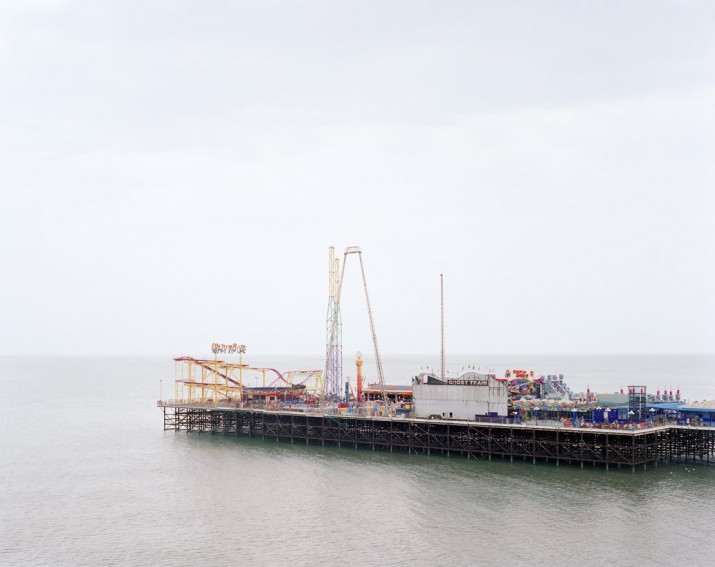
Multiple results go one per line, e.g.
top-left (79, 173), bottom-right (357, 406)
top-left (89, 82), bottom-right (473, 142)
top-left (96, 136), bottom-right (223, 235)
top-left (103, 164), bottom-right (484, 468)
top-left (348, 247), bottom-right (388, 410)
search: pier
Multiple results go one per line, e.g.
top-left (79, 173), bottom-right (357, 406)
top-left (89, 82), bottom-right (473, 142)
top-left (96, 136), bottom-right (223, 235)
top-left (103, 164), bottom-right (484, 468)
top-left (159, 404), bottom-right (715, 471)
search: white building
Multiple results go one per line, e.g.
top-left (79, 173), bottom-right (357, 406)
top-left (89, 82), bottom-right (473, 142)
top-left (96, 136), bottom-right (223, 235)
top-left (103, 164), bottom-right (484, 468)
top-left (412, 372), bottom-right (508, 420)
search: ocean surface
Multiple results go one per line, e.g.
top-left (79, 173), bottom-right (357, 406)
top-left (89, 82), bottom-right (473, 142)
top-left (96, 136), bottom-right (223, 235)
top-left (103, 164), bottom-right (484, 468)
top-left (1, 354), bottom-right (714, 567)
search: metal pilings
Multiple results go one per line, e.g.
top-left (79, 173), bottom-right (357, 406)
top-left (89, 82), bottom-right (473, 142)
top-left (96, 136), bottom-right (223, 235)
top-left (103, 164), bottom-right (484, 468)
top-left (161, 407), bottom-right (715, 469)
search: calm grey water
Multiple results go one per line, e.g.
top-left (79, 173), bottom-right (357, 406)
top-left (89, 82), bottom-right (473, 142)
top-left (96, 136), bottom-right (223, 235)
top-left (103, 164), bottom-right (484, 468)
top-left (1, 355), bottom-right (714, 567)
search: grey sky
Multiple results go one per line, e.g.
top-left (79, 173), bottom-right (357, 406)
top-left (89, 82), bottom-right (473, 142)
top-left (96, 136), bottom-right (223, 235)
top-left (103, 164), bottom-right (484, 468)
top-left (1, 1), bottom-right (713, 357)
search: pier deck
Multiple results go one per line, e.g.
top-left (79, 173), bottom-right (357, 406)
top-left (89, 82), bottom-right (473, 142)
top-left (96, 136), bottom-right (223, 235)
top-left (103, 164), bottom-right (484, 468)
top-left (159, 404), bottom-right (715, 471)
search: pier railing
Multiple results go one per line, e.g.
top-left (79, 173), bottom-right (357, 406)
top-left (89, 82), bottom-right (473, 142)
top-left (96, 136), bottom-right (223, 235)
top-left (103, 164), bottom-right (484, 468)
top-left (156, 400), bottom-right (706, 430)
top-left (157, 399), bottom-right (393, 417)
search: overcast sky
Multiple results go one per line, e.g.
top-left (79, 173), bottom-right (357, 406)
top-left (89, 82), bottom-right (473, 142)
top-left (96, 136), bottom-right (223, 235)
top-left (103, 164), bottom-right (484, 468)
top-left (1, 1), bottom-right (713, 357)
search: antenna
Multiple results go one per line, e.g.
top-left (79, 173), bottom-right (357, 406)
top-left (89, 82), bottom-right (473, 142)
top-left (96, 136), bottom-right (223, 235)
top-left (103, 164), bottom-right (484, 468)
top-left (441, 273), bottom-right (445, 381)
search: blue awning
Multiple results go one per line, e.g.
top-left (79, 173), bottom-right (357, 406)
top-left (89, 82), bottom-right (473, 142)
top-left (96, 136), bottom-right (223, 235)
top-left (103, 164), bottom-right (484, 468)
top-left (647, 403), bottom-right (685, 411)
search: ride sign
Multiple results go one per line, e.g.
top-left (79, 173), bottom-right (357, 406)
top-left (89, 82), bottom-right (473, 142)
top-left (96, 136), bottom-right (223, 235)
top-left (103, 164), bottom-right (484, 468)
top-left (446, 379), bottom-right (488, 386)
top-left (211, 343), bottom-right (247, 354)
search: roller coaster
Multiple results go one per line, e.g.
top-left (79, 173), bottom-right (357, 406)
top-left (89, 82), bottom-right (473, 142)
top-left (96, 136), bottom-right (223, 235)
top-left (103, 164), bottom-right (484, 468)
top-left (172, 356), bottom-right (323, 406)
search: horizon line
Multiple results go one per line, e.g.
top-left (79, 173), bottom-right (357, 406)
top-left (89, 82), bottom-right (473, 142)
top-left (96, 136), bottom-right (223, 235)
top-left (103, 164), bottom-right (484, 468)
top-left (1, 352), bottom-right (713, 358)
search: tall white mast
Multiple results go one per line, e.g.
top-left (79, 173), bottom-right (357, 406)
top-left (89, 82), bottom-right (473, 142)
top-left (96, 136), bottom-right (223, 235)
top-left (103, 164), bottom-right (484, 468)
top-left (441, 273), bottom-right (445, 381)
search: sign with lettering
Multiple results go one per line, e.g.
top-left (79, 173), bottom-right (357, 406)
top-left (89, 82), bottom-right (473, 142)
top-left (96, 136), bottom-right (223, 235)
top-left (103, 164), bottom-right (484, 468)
top-left (446, 379), bottom-right (488, 386)
top-left (211, 343), bottom-right (247, 354)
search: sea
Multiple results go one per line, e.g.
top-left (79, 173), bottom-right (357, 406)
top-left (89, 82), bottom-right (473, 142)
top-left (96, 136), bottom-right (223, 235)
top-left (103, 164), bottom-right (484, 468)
top-left (1, 354), bottom-right (714, 567)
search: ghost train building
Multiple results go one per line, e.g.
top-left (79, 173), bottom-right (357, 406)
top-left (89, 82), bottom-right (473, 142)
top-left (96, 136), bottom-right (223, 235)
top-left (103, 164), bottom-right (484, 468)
top-left (412, 372), bottom-right (509, 420)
